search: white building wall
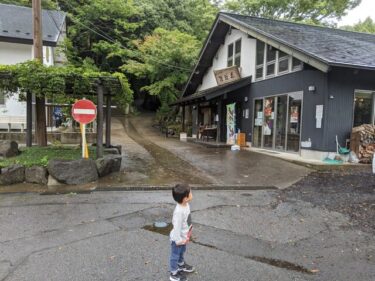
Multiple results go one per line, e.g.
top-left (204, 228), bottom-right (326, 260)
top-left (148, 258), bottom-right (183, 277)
top-left (0, 42), bottom-right (55, 130)
top-left (0, 42), bottom-right (30, 125)
top-left (198, 29), bottom-right (256, 92)
top-left (0, 42), bottom-right (32, 64)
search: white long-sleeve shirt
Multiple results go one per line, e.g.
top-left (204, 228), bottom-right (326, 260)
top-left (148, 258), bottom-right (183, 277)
top-left (170, 203), bottom-right (191, 244)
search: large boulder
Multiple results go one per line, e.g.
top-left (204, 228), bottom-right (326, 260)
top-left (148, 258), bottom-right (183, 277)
top-left (0, 141), bottom-right (20, 158)
top-left (25, 166), bottom-right (48, 185)
top-left (47, 159), bottom-right (98, 185)
top-left (96, 155), bottom-right (122, 177)
top-left (0, 164), bottom-right (25, 185)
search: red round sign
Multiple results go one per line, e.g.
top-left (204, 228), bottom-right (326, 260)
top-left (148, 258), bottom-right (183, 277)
top-left (72, 99), bottom-right (97, 124)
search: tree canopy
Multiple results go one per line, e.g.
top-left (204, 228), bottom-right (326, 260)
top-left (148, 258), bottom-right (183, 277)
top-left (341, 17), bottom-right (375, 33)
top-left (223, 0), bottom-right (362, 25)
top-left (123, 28), bottom-right (199, 104)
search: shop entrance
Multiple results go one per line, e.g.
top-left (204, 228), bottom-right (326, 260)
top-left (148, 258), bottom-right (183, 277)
top-left (252, 91), bottom-right (303, 153)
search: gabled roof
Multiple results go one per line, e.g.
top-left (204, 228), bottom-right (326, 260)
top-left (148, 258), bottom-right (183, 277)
top-left (183, 12), bottom-right (375, 97)
top-left (0, 3), bottom-right (66, 47)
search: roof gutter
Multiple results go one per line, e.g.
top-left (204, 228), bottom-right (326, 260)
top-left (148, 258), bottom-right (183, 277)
top-left (219, 14), bottom-right (331, 73)
top-left (328, 62), bottom-right (375, 71)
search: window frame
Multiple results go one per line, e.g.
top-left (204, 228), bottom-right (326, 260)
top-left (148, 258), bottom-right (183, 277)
top-left (277, 51), bottom-right (289, 75)
top-left (227, 39), bottom-right (242, 68)
top-left (227, 43), bottom-right (234, 67)
top-left (234, 39), bottom-right (241, 67)
top-left (255, 41), bottom-right (266, 81)
top-left (292, 57), bottom-right (303, 72)
top-left (255, 40), bottom-right (304, 82)
top-left (265, 45), bottom-right (276, 78)
top-left (353, 90), bottom-right (375, 127)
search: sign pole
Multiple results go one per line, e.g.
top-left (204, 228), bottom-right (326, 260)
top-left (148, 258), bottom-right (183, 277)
top-left (81, 123), bottom-right (87, 158)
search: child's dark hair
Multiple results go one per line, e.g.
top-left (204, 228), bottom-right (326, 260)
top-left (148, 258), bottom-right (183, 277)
top-left (172, 184), bottom-right (191, 203)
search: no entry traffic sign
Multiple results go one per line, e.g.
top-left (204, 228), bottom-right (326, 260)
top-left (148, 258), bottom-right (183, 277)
top-left (72, 99), bottom-right (97, 124)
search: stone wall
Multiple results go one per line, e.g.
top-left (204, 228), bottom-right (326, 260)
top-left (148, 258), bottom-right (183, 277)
top-left (0, 132), bottom-right (97, 144)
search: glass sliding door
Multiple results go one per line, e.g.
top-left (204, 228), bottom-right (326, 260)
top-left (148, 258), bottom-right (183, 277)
top-left (275, 95), bottom-right (287, 150)
top-left (287, 92), bottom-right (303, 152)
top-left (263, 97), bottom-right (275, 148)
top-left (253, 99), bottom-right (263, 147)
top-left (353, 91), bottom-right (374, 127)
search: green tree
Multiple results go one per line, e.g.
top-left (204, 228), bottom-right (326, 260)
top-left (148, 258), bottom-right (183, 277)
top-left (223, 0), bottom-right (361, 25)
top-left (0, 0), bottom-right (57, 9)
top-left (341, 17), bottom-right (375, 33)
top-left (59, 0), bottom-right (141, 72)
top-left (123, 28), bottom-right (199, 119)
top-left (134, 0), bottom-right (218, 42)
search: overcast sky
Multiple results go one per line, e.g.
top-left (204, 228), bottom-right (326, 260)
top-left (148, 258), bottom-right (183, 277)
top-left (338, 0), bottom-right (375, 26)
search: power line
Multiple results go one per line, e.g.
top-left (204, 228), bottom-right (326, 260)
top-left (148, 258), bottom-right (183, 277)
top-left (62, 1), bottom-right (117, 43)
top-left (59, 2), bottom-right (194, 72)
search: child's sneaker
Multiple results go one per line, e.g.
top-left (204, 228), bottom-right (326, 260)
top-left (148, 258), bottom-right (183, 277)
top-left (170, 271), bottom-right (187, 281)
top-left (178, 262), bottom-right (195, 273)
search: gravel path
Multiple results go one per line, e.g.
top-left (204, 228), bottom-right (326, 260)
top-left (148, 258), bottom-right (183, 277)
top-left (280, 167), bottom-right (375, 233)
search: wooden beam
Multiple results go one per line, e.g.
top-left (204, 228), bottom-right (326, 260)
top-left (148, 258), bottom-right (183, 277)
top-left (26, 91), bottom-right (32, 147)
top-left (96, 84), bottom-right (104, 159)
top-left (105, 94), bottom-right (111, 148)
top-left (196, 104), bottom-right (200, 140)
top-left (217, 99), bottom-right (222, 142)
top-left (32, 0), bottom-right (43, 60)
top-left (182, 105), bottom-right (185, 132)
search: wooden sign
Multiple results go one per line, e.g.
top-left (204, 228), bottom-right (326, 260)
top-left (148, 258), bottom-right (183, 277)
top-left (214, 66), bottom-right (241, 86)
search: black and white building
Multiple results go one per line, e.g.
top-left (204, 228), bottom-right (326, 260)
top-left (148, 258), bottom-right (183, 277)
top-left (173, 12), bottom-right (375, 160)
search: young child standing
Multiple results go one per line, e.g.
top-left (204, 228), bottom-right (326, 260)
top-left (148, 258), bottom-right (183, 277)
top-left (169, 184), bottom-right (194, 281)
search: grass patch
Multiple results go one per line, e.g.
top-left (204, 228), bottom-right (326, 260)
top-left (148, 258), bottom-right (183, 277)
top-left (0, 146), bottom-right (97, 168)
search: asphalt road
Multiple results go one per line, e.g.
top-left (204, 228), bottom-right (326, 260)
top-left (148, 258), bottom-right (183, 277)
top-left (1, 190), bottom-right (374, 281)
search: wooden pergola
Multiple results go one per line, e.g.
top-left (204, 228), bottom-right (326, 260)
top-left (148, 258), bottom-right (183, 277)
top-left (0, 72), bottom-right (121, 159)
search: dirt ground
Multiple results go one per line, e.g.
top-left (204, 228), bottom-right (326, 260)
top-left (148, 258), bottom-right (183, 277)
top-left (280, 166), bottom-right (375, 233)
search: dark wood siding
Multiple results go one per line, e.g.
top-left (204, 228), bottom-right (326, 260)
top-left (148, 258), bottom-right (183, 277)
top-left (326, 68), bottom-right (375, 151)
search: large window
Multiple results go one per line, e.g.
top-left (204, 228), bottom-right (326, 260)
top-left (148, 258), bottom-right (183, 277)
top-left (255, 40), bottom-right (303, 81)
top-left (353, 91), bottom-right (375, 127)
top-left (227, 39), bottom-right (242, 67)
top-left (252, 92), bottom-right (303, 153)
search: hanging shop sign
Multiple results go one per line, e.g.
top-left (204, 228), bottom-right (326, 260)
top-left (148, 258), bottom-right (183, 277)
top-left (214, 66), bottom-right (241, 86)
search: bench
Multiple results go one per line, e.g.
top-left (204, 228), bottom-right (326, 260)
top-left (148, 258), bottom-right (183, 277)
top-left (0, 115), bottom-right (26, 132)
top-left (201, 127), bottom-right (217, 141)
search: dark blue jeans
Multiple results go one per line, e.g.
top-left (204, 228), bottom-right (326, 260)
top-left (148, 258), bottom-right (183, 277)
top-left (169, 241), bottom-right (186, 273)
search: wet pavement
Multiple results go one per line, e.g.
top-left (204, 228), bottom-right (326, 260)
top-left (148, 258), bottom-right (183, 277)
top-left (0, 114), bottom-right (311, 193)
top-left (0, 114), bottom-right (374, 280)
top-left (100, 114), bottom-right (311, 189)
top-left (1, 190), bottom-right (374, 281)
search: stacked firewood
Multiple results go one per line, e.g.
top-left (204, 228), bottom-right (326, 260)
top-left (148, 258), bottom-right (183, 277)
top-left (350, 124), bottom-right (375, 164)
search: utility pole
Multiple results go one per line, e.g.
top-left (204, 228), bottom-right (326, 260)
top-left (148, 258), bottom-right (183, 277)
top-left (32, 0), bottom-right (47, 146)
